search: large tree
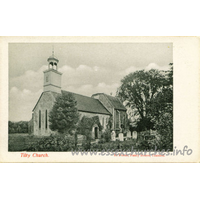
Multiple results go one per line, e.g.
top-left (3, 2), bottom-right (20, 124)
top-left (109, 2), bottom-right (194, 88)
top-left (152, 65), bottom-right (173, 150)
top-left (49, 93), bottom-right (80, 135)
top-left (117, 66), bottom-right (173, 131)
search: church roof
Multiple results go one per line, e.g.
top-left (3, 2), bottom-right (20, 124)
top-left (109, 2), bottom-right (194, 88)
top-left (47, 55), bottom-right (59, 62)
top-left (104, 94), bottom-right (126, 111)
top-left (51, 90), bottom-right (111, 115)
top-left (92, 93), bottom-right (126, 111)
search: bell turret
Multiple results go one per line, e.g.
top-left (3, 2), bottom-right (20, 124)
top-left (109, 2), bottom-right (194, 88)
top-left (43, 47), bottom-right (62, 93)
top-left (47, 47), bottom-right (59, 70)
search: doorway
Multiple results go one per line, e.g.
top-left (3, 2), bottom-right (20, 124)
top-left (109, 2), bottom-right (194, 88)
top-left (94, 127), bottom-right (98, 139)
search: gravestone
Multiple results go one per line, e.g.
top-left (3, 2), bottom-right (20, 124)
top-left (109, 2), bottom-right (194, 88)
top-left (127, 131), bottom-right (131, 139)
top-left (111, 131), bottom-right (116, 141)
top-left (119, 133), bottom-right (124, 141)
top-left (132, 131), bottom-right (137, 139)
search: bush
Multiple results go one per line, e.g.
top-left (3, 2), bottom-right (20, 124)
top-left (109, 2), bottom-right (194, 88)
top-left (98, 138), bottom-right (106, 144)
top-left (81, 138), bottom-right (91, 150)
top-left (8, 121), bottom-right (29, 133)
top-left (154, 111), bottom-right (173, 151)
top-left (102, 129), bottom-right (111, 142)
top-left (26, 134), bottom-right (76, 151)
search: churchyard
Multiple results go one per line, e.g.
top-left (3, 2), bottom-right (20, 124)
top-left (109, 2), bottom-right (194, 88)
top-left (8, 130), bottom-right (161, 152)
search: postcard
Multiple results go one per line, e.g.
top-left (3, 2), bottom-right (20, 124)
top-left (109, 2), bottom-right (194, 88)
top-left (0, 36), bottom-right (199, 162)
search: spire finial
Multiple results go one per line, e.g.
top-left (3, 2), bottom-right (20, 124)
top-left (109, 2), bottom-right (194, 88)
top-left (52, 45), bottom-right (54, 56)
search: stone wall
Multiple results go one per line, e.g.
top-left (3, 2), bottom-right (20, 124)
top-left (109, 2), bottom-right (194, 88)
top-left (33, 91), bottom-right (55, 136)
top-left (33, 92), bottom-right (111, 136)
top-left (114, 109), bottom-right (127, 132)
top-left (43, 69), bottom-right (62, 93)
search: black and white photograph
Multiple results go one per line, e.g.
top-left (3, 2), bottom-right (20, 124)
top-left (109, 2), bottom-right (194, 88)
top-left (8, 42), bottom-right (173, 153)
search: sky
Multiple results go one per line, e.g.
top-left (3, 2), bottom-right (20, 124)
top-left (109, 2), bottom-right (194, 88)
top-left (9, 43), bottom-right (173, 121)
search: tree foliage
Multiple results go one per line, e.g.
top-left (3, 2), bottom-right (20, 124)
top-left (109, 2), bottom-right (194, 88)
top-left (49, 92), bottom-right (79, 134)
top-left (77, 116), bottom-right (102, 134)
top-left (77, 116), bottom-right (102, 149)
top-left (153, 65), bottom-right (173, 150)
top-left (8, 121), bottom-right (28, 133)
top-left (117, 65), bottom-right (173, 131)
top-left (154, 105), bottom-right (173, 150)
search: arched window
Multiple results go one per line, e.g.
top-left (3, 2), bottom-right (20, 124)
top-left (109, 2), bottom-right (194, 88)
top-left (116, 111), bottom-right (119, 128)
top-left (45, 110), bottom-right (48, 129)
top-left (39, 110), bottom-right (41, 129)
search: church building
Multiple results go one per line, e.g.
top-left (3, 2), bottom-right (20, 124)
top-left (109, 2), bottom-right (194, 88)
top-left (31, 52), bottom-right (127, 139)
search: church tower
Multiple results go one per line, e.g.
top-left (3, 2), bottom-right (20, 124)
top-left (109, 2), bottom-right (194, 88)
top-left (43, 48), bottom-right (62, 93)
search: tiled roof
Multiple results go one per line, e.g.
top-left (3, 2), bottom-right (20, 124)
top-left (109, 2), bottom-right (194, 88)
top-left (104, 94), bottom-right (126, 111)
top-left (51, 90), bottom-right (111, 115)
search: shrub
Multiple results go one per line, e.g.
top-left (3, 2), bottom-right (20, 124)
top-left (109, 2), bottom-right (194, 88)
top-left (26, 134), bottom-right (76, 151)
top-left (98, 138), bottom-right (106, 144)
top-left (154, 111), bottom-right (173, 151)
top-left (102, 129), bottom-right (111, 142)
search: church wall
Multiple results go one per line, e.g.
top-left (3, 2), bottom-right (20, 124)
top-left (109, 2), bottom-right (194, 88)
top-left (43, 84), bottom-right (61, 93)
top-left (44, 69), bottom-right (62, 88)
top-left (43, 70), bottom-right (62, 93)
top-left (33, 91), bottom-right (56, 136)
top-left (33, 92), bottom-right (111, 137)
top-left (49, 70), bottom-right (62, 87)
top-left (92, 94), bottom-right (117, 130)
top-left (114, 109), bottom-right (127, 133)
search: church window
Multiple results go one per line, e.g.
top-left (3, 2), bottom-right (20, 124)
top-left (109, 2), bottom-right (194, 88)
top-left (102, 118), bottom-right (104, 127)
top-left (119, 112), bottom-right (121, 128)
top-left (45, 110), bottom-right (48, 129)
top-left (39, 110), bottom-right (41, 129)
top-left (116, 110), bottom-right (120, 129)
top-left (116, 111), bottom-right (119, 128)
top-left (46, 76), bottom-right (48, 82)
